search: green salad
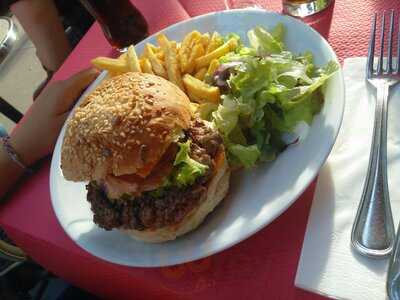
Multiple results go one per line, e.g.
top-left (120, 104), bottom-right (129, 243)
top-left (203, 24), bottom-right (338, 168)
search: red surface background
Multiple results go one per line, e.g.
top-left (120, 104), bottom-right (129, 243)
top-left (2, 0), bottom-right (400, 299)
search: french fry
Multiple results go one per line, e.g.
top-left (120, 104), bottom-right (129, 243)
top-left (156, 34), bottom-right (170, 54)
top-left (139, 58), bottom-right (145, 70)
top-left (144, 43), bottom-right (167, 78)
top-left (156, 51), bottom-right (165, 61)
top-left (91, 57), bottom-right (130, 73)
top-left (149, 44), bottom-right (161, 53)
top-left (178, 31), bottom-right (202, 73)
top-left (141, 47), bottom-right (164, 63)
top-left (140, 58), bottom-right (154, 74)
top-left (182, 74), bottom-right (220, 103)
top-left (188, 34), bottom-right (203, 51)
top-left (126, 45), bottom-right (141, 72)
top-left (157, 34), bottom-right (185, 91)
top-left (201, 33), bottom-right (210, 50)
top-left (196, 38), bottom-right (238, 70)
top-left (182, 31), bottom-right (202, 48)
top-left (206, 32), bottom-right (223, 54)
top-left (206, 59), bottom-right (220, 78)
top-left (107, 71), bottom-right (123, 78)
top-left (194, 67), bottom-right (207, 81)
top-left (118, 52), bottom-right (128, 61)
top-left (187, 43), bottom-right (205, 74)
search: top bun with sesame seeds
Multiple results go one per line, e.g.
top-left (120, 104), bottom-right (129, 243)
top-left (61, 72), bottom-right (192, 182)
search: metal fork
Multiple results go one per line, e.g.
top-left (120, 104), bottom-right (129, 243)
top-left (351, 11), bottom-right (398, 258)
top-left (388, 226), bottom-right (400, 299)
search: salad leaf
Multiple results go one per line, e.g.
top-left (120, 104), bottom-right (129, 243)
top-left (142, 141), bottom-right (209, 197)
top-left (295, 51), bottom-right (315, 77)
top-left (230, 58), bottom-right (273, 99)
top-left (212, 95), bottom-right (240, 136)
top-left (248, 25), bottom-right (284, 55)
top-left (228, 144), bottom-right (260, 168)
top-left (271, 23), bottom-right (285, 43)
top-left (277, 61), bottom-right (338, 111)
top-left (171, 141), bottom-right (209, 187)
top-left (277, 65), bottom-right (313, 88)
top-left (219, 48), bottom-right (257, 64)
top-left (197, 102), bottom-right (218, 121)
top-left (208, 25), bottom-right (339, 169)
top-left (228, 124), bottom-right (247, 145)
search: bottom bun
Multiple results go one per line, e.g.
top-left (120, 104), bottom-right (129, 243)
top-left (121, 152), bottom-right (230, 243)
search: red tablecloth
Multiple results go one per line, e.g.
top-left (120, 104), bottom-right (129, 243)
top-left (1, 1), bottom-right (399, 299)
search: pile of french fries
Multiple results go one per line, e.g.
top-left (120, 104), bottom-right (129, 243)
top-left (91, 31), bottom-right (238, 105)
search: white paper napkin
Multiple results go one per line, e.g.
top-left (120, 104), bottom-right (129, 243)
top-left (295, 57), bottom-right (400, 300)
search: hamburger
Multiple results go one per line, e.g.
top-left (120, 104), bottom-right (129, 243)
top-left (61, 72), bottom-right (230, 242)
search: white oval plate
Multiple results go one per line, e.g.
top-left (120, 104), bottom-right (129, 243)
top-left (50, 9), bottom-right (344, 267)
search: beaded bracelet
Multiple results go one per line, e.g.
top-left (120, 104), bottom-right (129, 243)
top-left (1, 136), bottom-right (33, 174)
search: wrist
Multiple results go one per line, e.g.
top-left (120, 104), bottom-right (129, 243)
top-left (8, 132), bottom-right (37, 167)
top-left (0, 139), bottom-right (26, 177)
top-left (0, 138), bottom-right (27, 198)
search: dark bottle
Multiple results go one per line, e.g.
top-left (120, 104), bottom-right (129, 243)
top-left (80, 0), bottom-right (149, 50)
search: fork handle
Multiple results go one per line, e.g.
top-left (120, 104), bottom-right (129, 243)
top-left (351, 80), bottom-right (395, 258)
top-left (387, 221), bottom-right (400, 299)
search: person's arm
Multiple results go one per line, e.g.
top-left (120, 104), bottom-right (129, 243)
top-left (0, 68), bottom-right (98, 199)
top-left (11, 0), bottom-right (72, 72)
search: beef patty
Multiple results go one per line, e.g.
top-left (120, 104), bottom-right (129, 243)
top-left (87, 119), bottom-right (223, 231)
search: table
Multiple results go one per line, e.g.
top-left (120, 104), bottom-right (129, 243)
top-left (1, 1), bottom-right (399, 299)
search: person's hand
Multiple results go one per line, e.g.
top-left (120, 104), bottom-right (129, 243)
top-left (9, 68), bottom-right (99, 166)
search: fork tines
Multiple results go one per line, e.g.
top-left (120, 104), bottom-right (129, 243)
top-left (367, 10), bottom-right (399, 78)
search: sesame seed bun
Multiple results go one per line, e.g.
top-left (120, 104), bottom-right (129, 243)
top-left (122, 149), bottom-right (230, 243)
top-left (61, 72), bottom-right (192, 182)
